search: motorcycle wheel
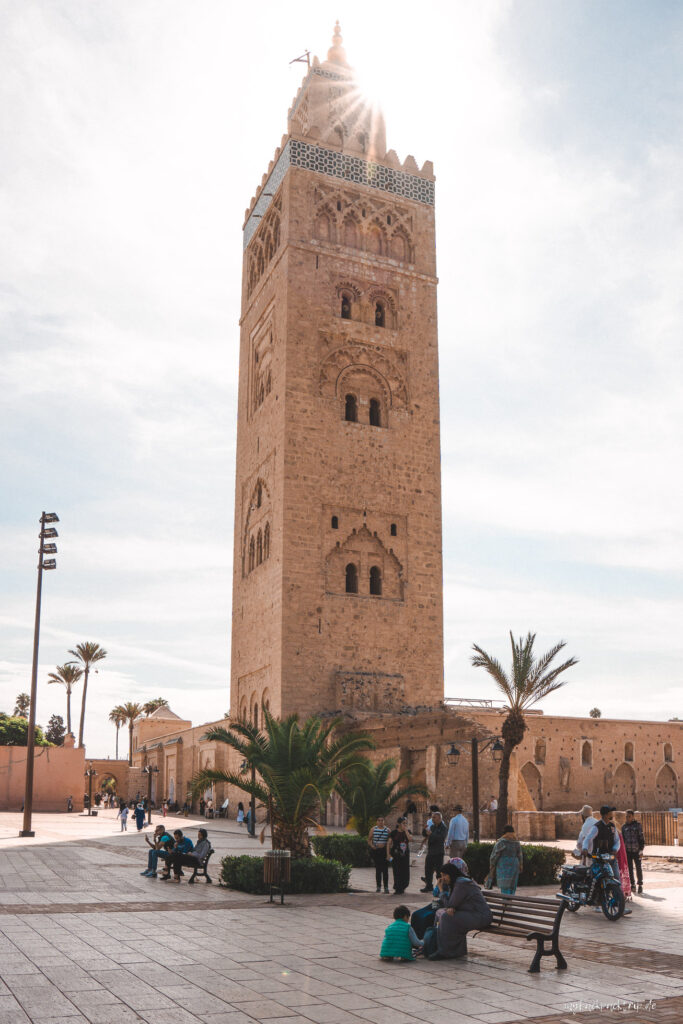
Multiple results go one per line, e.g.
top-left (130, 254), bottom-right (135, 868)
top-left (601, 880), bottom-right (625, 921)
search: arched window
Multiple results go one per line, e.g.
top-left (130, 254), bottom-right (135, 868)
top-left (369, 565), bottom-right (382, 596)
top-left (248, 537), bottom-right (255, 573)
top-left (390, 523), bottom-right (397, 537)
top-left (387, 214), bottom-right (392, 225)
top-left (375, 302), bottom-right (385, 327)
top-left (253, 703), bottom-right (259, 728)
top-left (664, 743), bottom-right (673, 762)
top-left (369, 398), bottom-right (381, 427)
top-left (625, 742), bottom-right (634, 762)
top-left (336, 200), bottom-right (342, 212)
top-left (343, 220), bottom-right (357, 248)
top-left (581, 741), bottom-right (592, 768)
top-left (265, 371), bottom-right (272, 396)
top-left (331, 516), bottom-right (339, 529)
top-left (256, 483), bottom-right (262, 508)
top-left (341, 293), bottom-right (352, 319)
top-left (256, 530), bottom-right (263, 566)
top-left (345, 394), bottom-right (358, 422)
top-left (264, 523), bottom-right (270, 560)
top-left (345, 563), bottom-right (358, 594)
top-left (535, 739), bottom-right (546, 765)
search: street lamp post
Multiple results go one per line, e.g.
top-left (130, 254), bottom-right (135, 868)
top-left (446, 737), bottom-right (503, 841)
top-left (20, 512), bottom-right (59, 838)
top-left (84, 763), bottom-right (98, 816)
top-left (141, 765), bottom-right (159, 825)
top-left (240, 759), bottom-right (257, 838)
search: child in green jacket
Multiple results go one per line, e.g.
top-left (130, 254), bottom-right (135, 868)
top-left (380, 905), bottom-right (424, 961)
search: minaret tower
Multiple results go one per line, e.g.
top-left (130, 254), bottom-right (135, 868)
top-left (230, 24), bottom-right (443, 722)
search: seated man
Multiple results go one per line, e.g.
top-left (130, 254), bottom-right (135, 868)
top-left (141, 824), bottom-right (174, 878)
top-left (172, 829), bottom-right (194, 855)
top-left (162, 828), bottom-right (211, 882)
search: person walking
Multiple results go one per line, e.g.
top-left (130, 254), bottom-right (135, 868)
top-left (486, 824), bottom-right (523, 895)
top-left (368, 815), bottom-right (391, 894)
top-left (117, 804), bottom-right (129, 831)
top-left (420, 810), bottom-right (447, 892)
top-left (388, 817), bottom-right (412, 895)
top-left (622, 810), bottom-right (645, 894)
top-left (446, 805), bottom-right (469, 859)
top-left (134, 802), bottom-right (146, 831)
top-left (66, 795), bottom-right (73, 813)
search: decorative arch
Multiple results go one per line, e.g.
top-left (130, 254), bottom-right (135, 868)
top-left (246, 194), bottom-right (282, 297)
top-left (319, 342), bottom-right (408, 412)
top-left (655, 763), bottom-right (678, 808)
top-left (342, 215), bottom-right (359, 249)
top-left (326, 524), bottom-right (404, 600)
top-left (390, 229), bottom-right (410, 261)
top-left (243, 477), bottom-right (272, 576)
top-left (664, 742), bottom-right (673, 763)
top-left (261, 688), bottom-right (271, 716)
top-left (624, 741), bottom-right (634, 762)
top-left (613, 762), bottom-right (636, 807)
top-left (581, 740), bottom-right (592, 768)
top-left (521, 761), bottom-right (543, 810)
top-left (367, 288), bottom-right (398, 328)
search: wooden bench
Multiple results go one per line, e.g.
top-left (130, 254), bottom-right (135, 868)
top-left (480, 891), bottom-right (568, 973)
top-left (188, 849), bottom-right (214, 884)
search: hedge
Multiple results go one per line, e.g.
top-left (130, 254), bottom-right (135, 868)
top-left (462, 842), bottom-right (565, 886)
top-left (220, 854), bottom-right (351, 894)
top-left (311, 833), bottom-right (372, 867)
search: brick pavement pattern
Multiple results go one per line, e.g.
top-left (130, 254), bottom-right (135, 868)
top-left (1, 814), bottom-right (683, 1023)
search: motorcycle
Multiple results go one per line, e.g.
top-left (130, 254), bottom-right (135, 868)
top-left (558, 853), bottom-right (625, 921)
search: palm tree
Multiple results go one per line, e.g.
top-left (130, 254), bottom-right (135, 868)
top-left (47, 664), bottom-right (83, 736)
top-left (336, 757), bottom-right (429, 838)
top-left (472, 631), bottom-right (578, 833)
top-left (143, 697), bottom-right (169, 716)
top-left (119, 701), bottom-right (144, 766)
top-left (191, 710), bottom-right (373, 857)
top-left (68, 642), bottom-right (108, 748)
top-left (109, 704), bottom-right (126, 760)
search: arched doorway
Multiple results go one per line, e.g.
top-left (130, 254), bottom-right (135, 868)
top-left (521, 761), bottom-right (543, 810)
top-left (655, 764), bottom-right (678, 809)
top-left (612, 763), bottom-right (636, 808)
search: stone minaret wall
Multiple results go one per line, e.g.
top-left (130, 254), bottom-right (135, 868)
top-left (230, 26), bottom-right (444, 721)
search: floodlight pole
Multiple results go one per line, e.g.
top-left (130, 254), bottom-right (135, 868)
top-left (20, 512), bottom-right (59, 838)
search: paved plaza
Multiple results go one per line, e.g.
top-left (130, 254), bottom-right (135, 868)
top-left (1, 811), bottom-right (682, 1024)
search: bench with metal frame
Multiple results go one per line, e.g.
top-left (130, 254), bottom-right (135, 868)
top-left (480, 891), bottom-right (568, 973)
top-left (188, 848), bottom-right (214, 884)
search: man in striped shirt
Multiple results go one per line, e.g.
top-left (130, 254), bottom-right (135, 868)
top-left (368, 816), bottom-right (391, 893)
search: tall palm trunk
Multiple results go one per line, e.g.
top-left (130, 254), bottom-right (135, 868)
top-left (115, 722), bottom-right (119, 760)
top-left (78, 666), bottom-right (89, 748)
top-left (66, 688), bottom-right (72, 735)
top-left (128, 720), bottom-right (134, 766)
top-left (496, 739), bottom-right (515, 836)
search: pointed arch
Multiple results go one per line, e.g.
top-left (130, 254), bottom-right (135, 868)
top-left (521, 761), bottom-right (543, 810)
top-left (655, 763), bottom-right (678, 808)
top-left (264, 522), bottom-right (270, 560)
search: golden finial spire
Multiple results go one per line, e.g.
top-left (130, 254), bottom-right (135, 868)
top-left (327, 20), bottom-right (349, 66)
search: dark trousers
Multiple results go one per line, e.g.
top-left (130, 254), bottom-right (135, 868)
top-left (372, 848), bottom-right (388, 889)
top-left (171, 853), bottom-right (200, 877)
top-left (626, 850), bottom-right (643, 887)
top-left (424, 851), bottom-right (444, 889)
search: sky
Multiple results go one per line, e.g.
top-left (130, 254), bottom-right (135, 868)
top-left (1, 0), bottom-right (682, 758)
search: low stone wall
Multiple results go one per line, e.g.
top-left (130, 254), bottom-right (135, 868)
top-left (0, 744), bottom-right (86, 811)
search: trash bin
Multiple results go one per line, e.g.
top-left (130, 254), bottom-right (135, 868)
top-left (263, 850), bottom-right (291, 903)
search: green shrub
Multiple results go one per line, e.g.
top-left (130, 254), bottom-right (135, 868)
top-left (463, 842), bottom-right (565, 887)
top-left (311, 833), bottom-right (371, 867)
top-left (220, 854), bottom-right (351, 894)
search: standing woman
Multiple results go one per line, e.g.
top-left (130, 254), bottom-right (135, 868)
top-left (487, 824), bottom-right (523, 895)
top-left (368, 815), bottom-right (390, 894)
top-left (134, 801), bottom-right (146, 831)
top-left (388, 816), bottom-right (413, 895)
top-left (237, 801), bottom-right (245, 826)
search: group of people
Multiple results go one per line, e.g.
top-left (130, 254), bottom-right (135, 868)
top-left (576, 804), bottom-right (645, 899)
top-left (368, 804), bottom-right (525, 900)
top-left (140, 825), bottom-right (212, 882)
top-left (380, 857), bottom-right (493, 962)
